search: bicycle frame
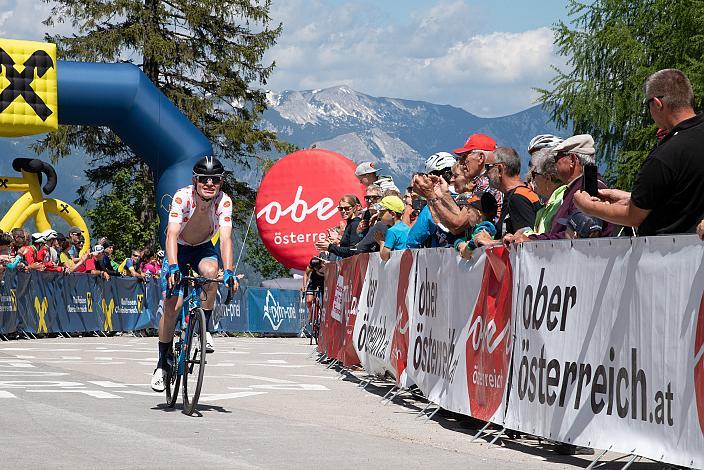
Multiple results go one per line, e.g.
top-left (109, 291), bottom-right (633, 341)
top-left (173, 283), bottom-right (203, 376)
top-left (0, 167), bottom-right (90, 252)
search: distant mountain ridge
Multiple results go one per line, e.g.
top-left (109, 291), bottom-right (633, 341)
top-left (260, 85), bottom-right (565, 187)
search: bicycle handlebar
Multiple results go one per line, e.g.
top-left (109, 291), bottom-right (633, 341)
top-left (12, 158), bottom-right (58, 195)
top-left (170, 274), bottom-right (236, 305)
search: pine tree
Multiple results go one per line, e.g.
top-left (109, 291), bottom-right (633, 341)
top-left (38, 0), bottom-right (295, 251)
top-left (539, 0), bottom-right (704, 189)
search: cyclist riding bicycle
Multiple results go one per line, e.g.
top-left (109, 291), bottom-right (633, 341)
top-left (151, 155), bottom-right (237, 392)
top-left (301, 256), bottom-right (326, 330)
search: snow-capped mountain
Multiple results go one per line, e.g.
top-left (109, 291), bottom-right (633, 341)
top-left (260, 85), bottom-right (565, 187)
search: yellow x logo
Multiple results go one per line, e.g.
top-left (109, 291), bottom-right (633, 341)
top-left (101, 298), bottom-right (115, 331)
top-left (34, 296), bottom-right (48, 333)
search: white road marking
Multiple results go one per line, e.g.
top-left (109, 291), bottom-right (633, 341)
top-left (260, 352), bottom-right (308, 355)
top-left (89, 381), bottom-right (127, 388)
top-left (251, 384), bottom-right (328, 391)
top-left (0, 370), bottom-right (68, 377)
top-left (199, 391), bottom-right (267, 402)
top-left (248, 364), bottom-right (310, 369)
top-left (0, 361), bottom-right (35, 368)
top-left (265, 359), bottom-right (287, 364)
top-left (289, 374), bottom-right (340, 380)
top-left (14, 355), bottom-right (35, 359)
top-left (0, 380), bottom-right (84, 388)
top-left (62, 356), bottom-right (82, 360)
top-left (28, 390), bottom-right (122, 399)
top-left (0, 390), bottom-right (17, 398)
top-left (118, 390), bottom-right (162, 397)
top-left (209, 363), bottom-right (235, 367)
top-left (228, 374), bottom-right (295, 384)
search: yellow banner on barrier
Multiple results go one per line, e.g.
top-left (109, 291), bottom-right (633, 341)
top-left (0, 38), bottom-right (58, 137)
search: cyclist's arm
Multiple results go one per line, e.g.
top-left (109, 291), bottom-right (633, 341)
top-left (165, 222), bottom-right (181, 267)
top-left (219, 224), bottom-right (233, 271)
top-left (301, 267), bottom-right (310, 291)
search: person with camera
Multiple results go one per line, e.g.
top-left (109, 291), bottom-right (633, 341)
top-left (506, 135), bottom-right (612, 245)
top-left (406, 152), bottom-right (459, 248)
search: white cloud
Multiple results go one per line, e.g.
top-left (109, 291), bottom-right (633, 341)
top-left (265, 0), bottom-right (563, 116)
top-left (0, 0), bottom-right (563, 117)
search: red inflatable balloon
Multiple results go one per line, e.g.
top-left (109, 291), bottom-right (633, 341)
top-left (255, 149), bottom-right (366, 271)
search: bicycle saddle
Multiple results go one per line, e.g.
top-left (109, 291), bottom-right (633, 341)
top-left (12, 158), bottom-right (57, 195)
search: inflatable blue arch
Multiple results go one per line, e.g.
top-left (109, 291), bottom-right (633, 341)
top-left (0, 38), bottom-right (212, 244)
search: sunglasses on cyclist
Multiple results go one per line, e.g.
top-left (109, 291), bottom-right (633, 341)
top-left (194, 174), bottom-right (223, 185)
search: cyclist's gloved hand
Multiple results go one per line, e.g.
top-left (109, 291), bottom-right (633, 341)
top-left (167, 264), bottom-right (181, 292)
top-left (223, 269), bottom-right (236, 289)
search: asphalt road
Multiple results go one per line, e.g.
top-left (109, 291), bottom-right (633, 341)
top-left (0, 336), bottom-right (668, 469)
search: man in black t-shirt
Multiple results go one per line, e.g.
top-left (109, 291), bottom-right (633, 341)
top-left (575, 69), bottom-right (704, 235)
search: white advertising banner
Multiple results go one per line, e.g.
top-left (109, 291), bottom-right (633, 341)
top-left (354, 251), bottom-right (405, 377)
top-left (505, 236), bottom-right (704, 469)
top-left (406, 248), bottom-right (486, 416)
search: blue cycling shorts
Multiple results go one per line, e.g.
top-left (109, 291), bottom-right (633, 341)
top-left (161, 241), bottom-right (219, 296)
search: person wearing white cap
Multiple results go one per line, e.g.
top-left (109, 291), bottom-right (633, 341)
top-left (354, 161), bottom-right (398, 192)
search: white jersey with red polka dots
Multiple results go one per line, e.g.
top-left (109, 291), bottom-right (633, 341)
top-left (168, 185), bottom-right (233, 246)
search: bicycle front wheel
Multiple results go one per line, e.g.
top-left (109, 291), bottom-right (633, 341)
top-left (165, 347), bottom-right (180, 408)
top-left (182, 308), bottom-right (207, 415)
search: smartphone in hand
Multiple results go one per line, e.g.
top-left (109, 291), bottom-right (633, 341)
top-left (582, 164), bottom-right (599, 197)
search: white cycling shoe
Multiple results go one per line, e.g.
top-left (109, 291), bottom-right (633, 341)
top-left (205, 332), bottom-right (215, 353)
top-left (150, 368), bottom-right (166, 392)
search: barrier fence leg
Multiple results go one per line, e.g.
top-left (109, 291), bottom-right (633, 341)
top-left (326, 359), bottom-right (338, 369)
top-left (620, 455), bottom-right (639, 470)
top-left (0, 333), bottom-right (8, 341)
top-left (471, 421), bottom-right (492, 442)
top-left (424, 405), bottom-right (440, 422)
top-left (380, 385), bottom-right (398, 402)
top-left (22, 331), bottom-right (31, 340)
top-left (415, 401), bottom-right (433, 418)
top-left (29, 332), bottom-right (38, 339)
top-left (585, 447), bottom-right (612, 470)
top-left (383, 387), bottom-right (403, 405)
top-left (488, 427), bottom-right (505, 447)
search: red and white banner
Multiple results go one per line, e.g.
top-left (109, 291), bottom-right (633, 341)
top-left (255, 149), bottom-right (365, 271)
top-left (354, 250), bottom-right (413, 380)
top-left (406, 248), bottom-right (486, 416)
top-left (505, 236), bottom-right (704, 469)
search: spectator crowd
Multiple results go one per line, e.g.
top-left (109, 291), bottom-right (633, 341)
top-left (305, 68), bottom-right (704, 283)
top-left (0, 225), bottom-right (164, 281)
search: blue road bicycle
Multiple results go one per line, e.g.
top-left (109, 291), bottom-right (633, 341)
top-left (165, 275), bottom-right (234, 415)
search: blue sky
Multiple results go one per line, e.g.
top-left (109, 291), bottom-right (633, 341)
top-left (0, 0), bottom-right (574, 117)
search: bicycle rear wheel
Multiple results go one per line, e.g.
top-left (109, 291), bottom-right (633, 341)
top-left (165, 346), bottom-right (180, 408)
top-left (182, 308), bottom-right (207, 415)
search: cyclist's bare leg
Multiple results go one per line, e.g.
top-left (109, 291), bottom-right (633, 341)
top-left (306, 293), bottom-right (314, 323)
top-left (158, 294), bottom-right (183, 343)
top-left (197, 258), bottom-right (219, 311)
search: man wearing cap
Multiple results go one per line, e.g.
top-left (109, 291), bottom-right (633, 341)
top-left (95, 240), bottom-right (120, 276)
top-left (413, 134), bottom-right (502, 236)
top-left (576, 69), bottom-right (704, 236)
top-left (67, 227), bottom-right (83, 261)
top-left (374, 196), bottom-right (409, 261)
top-left (355, 162), bottom-right (398, 192)
top-left (75, 245), bottom-right (110, 280)
top-left (406, 153), bottom-right (459, 248)
top-left (509, 134), bottom-right (612, 242)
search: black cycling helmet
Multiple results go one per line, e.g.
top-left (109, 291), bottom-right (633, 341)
top-left (192, 155), bottom-right (225, 175)
top-left (309, 258), bottom-right (323, 270)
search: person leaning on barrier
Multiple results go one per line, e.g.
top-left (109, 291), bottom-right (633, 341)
top-left (59, 237), bottom-right (88, 274)
top-left (315, 194), bottom-right (364, 259)
top-left (507, 135), bottom-right (611, 244)
top-left (453, 192), bottom-right (498, 259)
top-left (357, 184), bottom-right (383, 235)
top-left (374, 196), bottom-right (410, 261)
top-left (576, 69), bottom-right (704, 236)
top-left (520, 148), bottom-right (567, 236)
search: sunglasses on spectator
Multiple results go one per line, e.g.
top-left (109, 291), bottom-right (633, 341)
top-left (530, 169), bottom-right (543, 179)
top-left (553, 152), bottom-right (571, 162)
top-left (132, 253), bottom-right (140, 258)
top-left (337, 205), bottom-right (353, 212)
top-left (194, 174), bottom-right (223, 185)
top-left (643, 95), bottom-right (664, 108)
top-left (484, 163), bottom-right (497, 172)
top-left (364, 195), bottom-right (381, 202)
